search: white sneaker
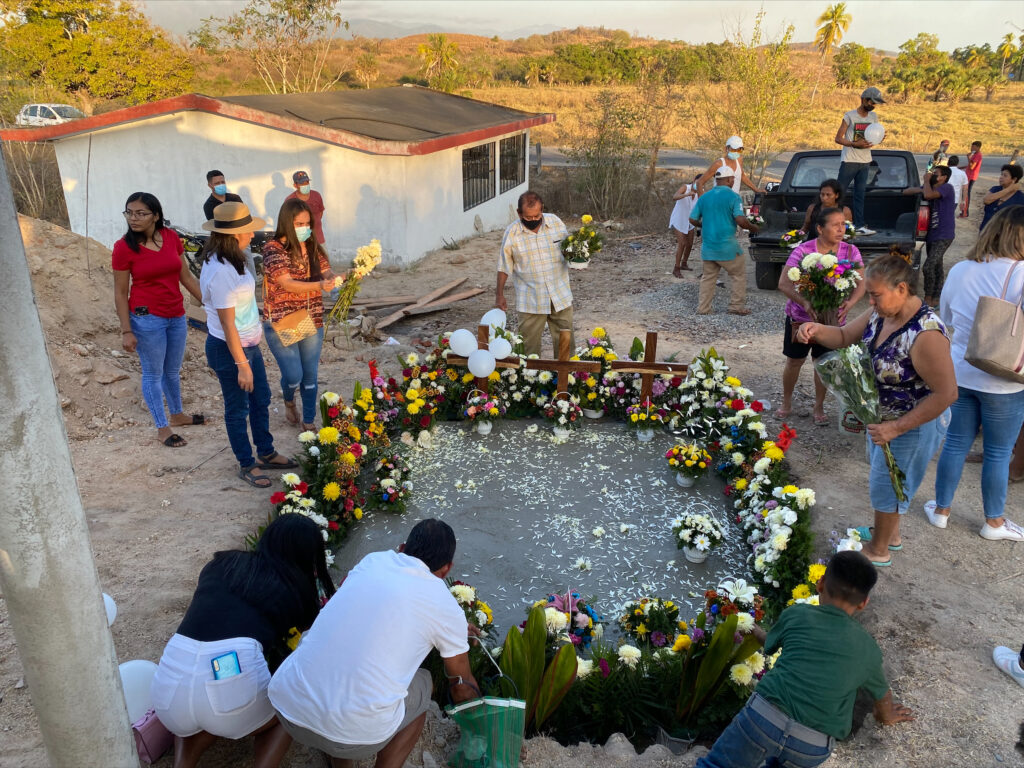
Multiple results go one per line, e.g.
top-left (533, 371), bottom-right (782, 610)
top-left (992, 646), bottom-right (1024, 689)
top-left (855, 225), bottom-right (876, 236)
top-left (923, 500), bottom-right (948, 529)
top-left (979, 518), bottom-right (1024, 541)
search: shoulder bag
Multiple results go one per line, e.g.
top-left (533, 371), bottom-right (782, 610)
top-left (263, 264), bottom-right (318, 347)
top-left (964, 261), bottom-right (1024, 383)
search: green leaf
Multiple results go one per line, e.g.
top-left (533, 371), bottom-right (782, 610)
top-left (629, 337), bottom-right (644, 361)
top-left (520, 606), bottom-right (548, 723)
top-left (533, 643), bottom-right (578, 729)
top-left (681, 615), bottom-right (739, 721)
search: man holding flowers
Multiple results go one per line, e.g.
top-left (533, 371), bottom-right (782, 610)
top-left (495, 190), bottom-right (573, 356)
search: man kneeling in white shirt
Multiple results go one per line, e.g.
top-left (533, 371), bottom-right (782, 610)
top-left (269, 519), bottom-right (480, 768)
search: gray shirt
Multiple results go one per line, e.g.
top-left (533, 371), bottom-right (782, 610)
top-left (839, 109), bottom-right (879, 165)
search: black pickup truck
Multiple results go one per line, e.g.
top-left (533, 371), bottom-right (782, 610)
top-left (747, 150), bottom-right (928, 289)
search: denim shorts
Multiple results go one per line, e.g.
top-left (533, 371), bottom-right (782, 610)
top-left (866, 409), bottom-right (949, 514)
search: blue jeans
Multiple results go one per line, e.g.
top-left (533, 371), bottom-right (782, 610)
top-left (866, 410), bottom-right (949, 514)
top-left (263, 323), bottom-right (325, 424)
top-left (205, 335), bottom-right (275, 469)
top-left (935, 387), bottom-right (1024, 519)
top-left (130, 313), bottom-right (187, 429)
top-left (837, 161), bottom-right (870, 228)
top-left (697, 697), bottom-right (833, 768)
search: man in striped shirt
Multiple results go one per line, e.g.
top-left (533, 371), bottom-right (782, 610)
top-left (495, 191), bottom-right (574, 356)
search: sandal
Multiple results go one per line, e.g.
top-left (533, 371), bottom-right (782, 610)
top-left (855, 525), bottom-right (903, 551)
top-left (161, 433), bottom-right (187, 448)
top-left (302, 422), bottom-right (316, 431)
top-left (256, 451), bottom-right (299, 470)
top-left (284, 401), bottom-right (299, 425)
top-left (813, 414), bottom-right (829, 427)
top-left (239, 465), bottom-right (272, 488)
top-left (187, 414), bottom-right (206, 425)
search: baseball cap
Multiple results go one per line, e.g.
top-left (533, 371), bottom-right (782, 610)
top-left (292, 170), bottom-right (310, 184)
top-left (861, 86), bottom-right (886, 104)
top-left (715, 166), bottom-right (736, 179)
top-left (725, 135), bottom-right (744, 149)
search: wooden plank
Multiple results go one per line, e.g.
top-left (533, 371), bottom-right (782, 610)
top-left (352, 294), bottom-right (419, 307)
top-left (376, 278), bottom-right (468, 329)
top-left (404, 291), bottom-right (485, 317)
top-left (414, 288), bottom-right (484, 310)
top-left (610, 363), bottom-right (689, 375)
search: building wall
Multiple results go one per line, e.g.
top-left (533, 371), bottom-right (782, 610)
top-left (51, 112), bottom-right (529, 267)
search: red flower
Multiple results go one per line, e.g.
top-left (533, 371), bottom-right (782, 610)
top-left (270, 491), bottom-right (286, 505)
top-left (750, 400), bottom-right (764, 413)
top-left (670, 376), bottom-right (682, 387)
top-left (723, 485), bottom-right (733, 496)
top-left (368, 359), bottom-right (380, 381)
top-left (328, 520), bottom-right (340, 531)
top-left (730, 399), bottom-right (745, 411)
top-left (349, 443), bottom-right (364, 458)
top-left (419, 415), bottom-right (431, 429)
top-left (776, 424), bottom-right (797, 452)
top-left (344, 497), bottom-right (354, 512)
top-left (296, 481), bottom-right (309, 494)
top-left (328, 406), bottom-right (340, 419)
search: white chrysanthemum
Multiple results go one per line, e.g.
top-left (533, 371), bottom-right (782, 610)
top-left (617, 644), bottom-right (642, 668)
top-left (794, 488), bottom-right (816, 509)
top-left (835, 277), bottom-right (850, 291)
top-left (322, 392), bottom-right (340, 406)
top-left (729, 663), bottom-right (753, 685)
top-left (732, 452), bottom-right (745, 466)
top-left (281, 472), bottom-right (301, 486)
top-left (753, 457), bottom-right (772, 475)
top-left (475, 609), bottom-right (488, 626)
top-left (576, 658), bottom-right (595, 678)
top-left (771, 532), bottom-right (790, 550)
top-left (787, 267), bottom-right (801, 281)
top-left (575, 557), bottom-right (592, 571)
top-left (298, 498), bottom-right (315, 509)
top-left (836, 537), bottom-right (863, 552)
top-left (298, 431), bottom-right (316, 444)
top-left (746, 651), bottom-right (765, 674)
top-left (450, 584), bottom-right (476, 605)
top-left (308, 446), bottom-right (321, 457)
top-left (538, 371), bottom-right (553, 384)
top-left (693, 534), bottom-right (711, 551)
top-left (592, 526), bottom-right (605, 537)
top-left (800, 252), bottom-right (822, 269)
top-left (819, 253), bottom-right (838, 269)
top-left (736, 613), bottom-right (755, 633)
top-left (620, 523), bottom-right (633, 534)
top-left (544, 607), bottom-right (569, 633)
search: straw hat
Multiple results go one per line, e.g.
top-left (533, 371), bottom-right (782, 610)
top-left (202, 201), bottom-right (266, 234)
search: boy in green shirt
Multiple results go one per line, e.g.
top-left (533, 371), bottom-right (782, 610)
top-left (697, 551), bottom-right (913, 768)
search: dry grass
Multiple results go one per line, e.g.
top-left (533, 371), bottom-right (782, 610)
top-left (468, 83), bottom-right (1024, 157)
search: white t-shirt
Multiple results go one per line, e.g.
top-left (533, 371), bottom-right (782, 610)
top-left (200, 256), bottom-right (262, 346)
top-left (669, 184), bottom-right (696, 233)
top-left (940, 257), bottom-right (1024, 394)
top-left (269, 550), bottom-right (469, 745)
top-left (948, 166), bottom-right (968, 205)
top-left (839, 109), bottom-right (879, 165)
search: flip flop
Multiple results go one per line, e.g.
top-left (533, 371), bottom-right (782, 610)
top-left (869, 557), bottom-right (893, 568)
top-left (161, 433), bottom-right (187, 448)
top-left (187, 414), bottom-right (206, 425)
top-left (813, 414), bottom-right (829, 426)
top-left (256, 452), bottom-right (299, 470)
top-left (855, 526), bottom-right (902, 551)
top-left (239, 465), bottom-right (272, 488)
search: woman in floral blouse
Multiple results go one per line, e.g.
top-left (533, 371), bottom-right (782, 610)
top-left (797, 250), bottom-right (957, 567)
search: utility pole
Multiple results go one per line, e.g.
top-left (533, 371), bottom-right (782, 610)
top-left (0, 153), bottom-right (138, 765)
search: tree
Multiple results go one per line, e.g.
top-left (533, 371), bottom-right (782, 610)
top-left (353, 52), bottom-right (379, 89)
top-left (202, 0), bottom-right (348, 94)
top-left (810, 2), bottom-right (851, 103)
top-left (418, 33), bottom-right (461, 92)
top-left (0, 0), bottom-right (192, 104)
top-left (831, 42), bottom-right (872, 87)
top-left (998, 32), bottom-right (1016, 75)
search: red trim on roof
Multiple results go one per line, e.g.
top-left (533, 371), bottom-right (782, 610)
top-left (0, 93), bottom-right (554, 156)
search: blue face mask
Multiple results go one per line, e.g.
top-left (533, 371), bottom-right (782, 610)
top-left (213, 183), bottom-right (227, 195)
top-left (299, 184), bottom-right (311, 195)
top-left (727, 151), bottom-right (741, 160)
top-left (295, 225), bottom-right (312, 242)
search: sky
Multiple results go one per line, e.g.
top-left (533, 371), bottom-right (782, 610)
top-left (136, 0), bottom-right (1022, 52)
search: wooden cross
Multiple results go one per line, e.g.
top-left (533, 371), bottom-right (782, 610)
top-left (525, 330), bottom-right (602, 400)
top-left (608, 331), bottom-right (688, 403)
top-left (445, 324), bottom-right (522, 393)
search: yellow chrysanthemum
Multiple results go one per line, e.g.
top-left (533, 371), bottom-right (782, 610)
top-left (587, 392), bottom-right (597, 400)
top-left (635, 623), bottom-right (649, 637)
top-left (341, 452), bottom-right (356, 466)
top-left (347, 425), bottom-right (361, 441)
top-left (585, 376), bottom-right (597, 387)
top-left (322, 482), bottom-right (341, 501)
top-left (630, 413), bottom-right (639, 422)
top-left (488, 371), bottom-right (500, 382)
top-left (581, 214), bottom-right (593, 225)
top-left (408, 403), bottom-right (420, 415)
top-left (782, 484), bottom-right (799, 494)
top-left (735, 478), bottom-right (748, 490)
top-left (353, 507), bottom-right (363, 520)
top-left (318, 427), bottom-right (340, 444)
top-left (672, 634), bottom-right (691, 652)
top-left (604, 352), bottom-right (617, 361)
top-left (808, 563), bottom-right (827, 583)
top-left (592, 327), bottom-right (606, 338)
top-left (462, 373), bottom-right (474, 383)
top-left (765, 447), bottom-right (784, 461)
top-left (791, 583), bottom-right (812, 600)
top-left (725, 376), bottom-right (742, 387)
top-left (591, 347), bottom-right (606, 358)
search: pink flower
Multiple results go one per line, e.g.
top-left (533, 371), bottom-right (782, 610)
top-left (599, 659), bottom-right (610, 677)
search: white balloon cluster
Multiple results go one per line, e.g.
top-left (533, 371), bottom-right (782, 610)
top-left (450, 309), bottom-right (511, 378)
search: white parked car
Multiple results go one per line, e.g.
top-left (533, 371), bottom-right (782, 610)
top-left (15, 103), bottom-right (86, 127)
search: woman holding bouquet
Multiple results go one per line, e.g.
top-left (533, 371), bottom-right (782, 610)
top-left (262, 198), bottom-right (341, 431)
top-left (798, 252), bottom-right (957, 566)
top-left (777, 208), bottom-right (865, 425)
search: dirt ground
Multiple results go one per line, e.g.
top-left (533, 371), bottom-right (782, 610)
top-left (2, 172), bottom-right (1023, 767)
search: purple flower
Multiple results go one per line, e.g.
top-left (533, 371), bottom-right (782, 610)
top-left (589, 337), bottom-right (599, 345)
top-left (599, 658), bottom-right (610, 677)
top-left (652, 379), bottom-right (668, 397)
top-left (692, 628), bottom-right (705, 643)
top-left (651, 631), bottom-right (667, 647)
top-left (765, 500), bottom-right (779, 510)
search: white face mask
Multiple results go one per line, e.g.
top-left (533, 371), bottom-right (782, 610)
top-left (295, 225), bottom-right (312, 242)
top-left (727, 151), bottom-right (741, 160)
top-left (299, 184), bottom-right (311, 195)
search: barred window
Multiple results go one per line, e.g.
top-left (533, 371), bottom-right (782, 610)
top-left (462, 143), bottom-right (495, 211)
top-left (499, 134), bottom-right (526, 193)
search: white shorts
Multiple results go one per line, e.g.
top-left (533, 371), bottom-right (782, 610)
top-left (150, 634), bottom-right (275, 739)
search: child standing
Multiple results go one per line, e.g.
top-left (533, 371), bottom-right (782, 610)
top-left (670, 174), bottom-right (700, 276)
top-left (696, 551), bottom-right (913, 768)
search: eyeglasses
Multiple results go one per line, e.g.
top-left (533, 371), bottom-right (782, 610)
top-left (123, 210), bottom-right (153, 219)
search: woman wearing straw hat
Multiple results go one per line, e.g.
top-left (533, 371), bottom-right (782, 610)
top-left (200, 202), bottom-right (297, 488)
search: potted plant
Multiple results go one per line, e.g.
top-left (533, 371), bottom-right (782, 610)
top-left (626, 400), bottom-right (665, 443)
top-left (560, 214), bottom-right (603, 269)
top-left (463, 390), bottom-right (505, 435)
top-left (671, 511), bottom-right (726, 563)
top-left (665, 443), bottom-right (712, 488)
top-left (543, 396), bottom-right (583, 439)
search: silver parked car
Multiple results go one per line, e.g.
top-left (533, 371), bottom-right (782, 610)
top-left (15, 103), bottom-right (86, 127)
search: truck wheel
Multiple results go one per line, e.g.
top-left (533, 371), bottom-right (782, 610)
top-left (755, 261), bottom-right (782, 290)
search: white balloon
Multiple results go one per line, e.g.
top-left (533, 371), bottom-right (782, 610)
top-left (449, 329), bottom-right (478, 357)
top-left (863, 123), bottom-right (885, 145)
top-left (480, 308), bottom-right (507, 332)
top-left (467, 349), bottom-right (497, 378)
top-left (489, 337), bottom-right (512, 360)
top-left (103, 593), bottom-right (117, 627)
top-left (118, 660), bottom-right (158, 723)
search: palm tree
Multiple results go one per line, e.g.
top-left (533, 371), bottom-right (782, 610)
top-left (418, 33), bottom-right (460, 92)
top-left (965, 47), bottom-right (987, 69)
top-left (997, 33), bottom-right (1015, 75)
top-left (811, 3), bottom-right (852, 103)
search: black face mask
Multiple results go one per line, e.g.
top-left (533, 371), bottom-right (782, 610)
top-left (863, 102), bottom-right (875, 112)
top-left (521, 217), bottom-right (542, 231)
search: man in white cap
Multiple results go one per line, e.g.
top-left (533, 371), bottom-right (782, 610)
top-left (835, 86), bottom-right (886, 236)
top-left (688, 166), bottom-right (760, 316)
top-left (695, 135), bottom-right (763, 197)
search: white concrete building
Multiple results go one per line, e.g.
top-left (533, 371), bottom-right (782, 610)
top-left (2, 87), bottom-right (554, 266)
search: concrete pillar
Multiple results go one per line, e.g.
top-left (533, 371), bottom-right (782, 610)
top-left (0, 154), bottom-right (138, 765)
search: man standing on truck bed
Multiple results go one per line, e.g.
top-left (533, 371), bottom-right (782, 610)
top-left (689, 166), bottom-right (760, 316)
top-left (835, 86), bottom-right (886, 237)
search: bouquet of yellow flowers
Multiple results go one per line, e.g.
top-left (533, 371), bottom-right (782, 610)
top-left (666, 443), bottom-right (712, 482)
top-left (561, 214), bottom-right (603, 269)
top-left (326, 238), bottom-right (383, 326)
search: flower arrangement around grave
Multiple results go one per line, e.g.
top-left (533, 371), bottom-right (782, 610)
top-left (367, 452), bottom-right (411, 513)
top-left (257, 472), bottom-right (335, 565)
top-left (625, 399), bottom-right (666, 432)
top-left (786, 250), bottom-right (863, 325)
top-left (561, 214), bottom-right (603, 267)
top-left (787, 562), bottom-right (827, 606)
top-left (448, 580), bottom-right (495, 637)
top-left (779, 229), bottom-right (806, 249)
top-left (535, 592), bottom-right (603, 649)
top-left (326, 238), bottom-right (382, 326)
top-left (666, 443), bottom-right (712, 482)
top-left (543, 396), bottom-right (583, 434)
top-left (672, 510), bottom-right (726, 556)
top-left (618, 597), bottom-right (680, 648)
top-left (463, 391), bottom-right (505, 426)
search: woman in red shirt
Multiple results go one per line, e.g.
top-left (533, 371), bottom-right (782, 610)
top-left (261, 198), bottom-right (341, 430)
top-left (112, 192), bottom-right (204, 447)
